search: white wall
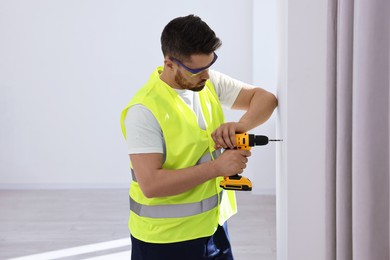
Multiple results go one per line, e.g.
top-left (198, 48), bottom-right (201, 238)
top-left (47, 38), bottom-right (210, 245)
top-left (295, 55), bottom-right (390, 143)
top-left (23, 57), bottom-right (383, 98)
top-left (1, 0), bottom-right (273, 189)
top-left (276, 0), bottom-right (328, 259)
top-left (250, 0), bottom-right (279, 195)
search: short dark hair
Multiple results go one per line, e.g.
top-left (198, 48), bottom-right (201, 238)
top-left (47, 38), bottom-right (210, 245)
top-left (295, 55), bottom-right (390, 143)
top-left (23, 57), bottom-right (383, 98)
top-left (161, 15), bottom-right (222, 61)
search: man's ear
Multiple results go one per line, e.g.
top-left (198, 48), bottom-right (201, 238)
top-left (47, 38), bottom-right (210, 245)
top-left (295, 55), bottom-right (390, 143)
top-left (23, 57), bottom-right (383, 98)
top-left (164, 57), bottom-right (175, 70)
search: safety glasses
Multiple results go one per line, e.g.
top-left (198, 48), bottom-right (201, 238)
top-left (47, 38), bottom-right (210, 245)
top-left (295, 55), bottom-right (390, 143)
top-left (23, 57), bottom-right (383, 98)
top-left (170, 52), bottom-right (218, 77)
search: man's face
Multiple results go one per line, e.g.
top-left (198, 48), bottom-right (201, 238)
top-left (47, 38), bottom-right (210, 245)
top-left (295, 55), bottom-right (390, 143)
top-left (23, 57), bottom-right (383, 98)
top-left (171, 53), bottom-right (217, 92)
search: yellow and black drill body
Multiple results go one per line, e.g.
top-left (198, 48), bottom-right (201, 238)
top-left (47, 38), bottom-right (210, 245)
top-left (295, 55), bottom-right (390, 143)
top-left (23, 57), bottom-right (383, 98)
top-left (219, 133), bottom-right (281, 191)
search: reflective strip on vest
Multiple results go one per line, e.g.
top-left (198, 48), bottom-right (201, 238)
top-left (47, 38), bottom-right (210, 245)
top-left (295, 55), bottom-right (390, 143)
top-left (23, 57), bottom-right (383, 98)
top-left (196, 149), bottom-right (222, 165)
top-left (130, 191), bottom-right (223, 218)
top-left (130, 149), bottom-right (222, 183)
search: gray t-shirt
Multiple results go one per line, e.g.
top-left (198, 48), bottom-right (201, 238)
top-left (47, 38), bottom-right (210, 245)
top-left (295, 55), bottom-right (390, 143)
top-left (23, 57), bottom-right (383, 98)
top-left (124, 70), bottom-right (244, 155)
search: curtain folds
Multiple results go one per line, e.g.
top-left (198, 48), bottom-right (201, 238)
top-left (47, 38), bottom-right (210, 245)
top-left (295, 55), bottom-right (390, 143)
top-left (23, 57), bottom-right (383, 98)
top-left (326, 0), bottom-right (389, 259)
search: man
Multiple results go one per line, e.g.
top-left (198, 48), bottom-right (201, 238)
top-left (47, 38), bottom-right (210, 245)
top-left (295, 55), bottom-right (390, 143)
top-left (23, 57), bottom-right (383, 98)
top-left (120, 14), bottom-right (277, 260)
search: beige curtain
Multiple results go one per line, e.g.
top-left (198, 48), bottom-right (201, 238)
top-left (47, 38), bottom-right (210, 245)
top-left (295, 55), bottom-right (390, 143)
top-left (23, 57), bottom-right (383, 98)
top-left (325, 0), bottom-right (389, 259)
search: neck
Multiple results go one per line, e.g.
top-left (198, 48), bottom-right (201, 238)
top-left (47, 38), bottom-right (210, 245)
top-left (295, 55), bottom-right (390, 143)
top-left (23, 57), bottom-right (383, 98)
top-left (160, 67), bottom-right (181, 90)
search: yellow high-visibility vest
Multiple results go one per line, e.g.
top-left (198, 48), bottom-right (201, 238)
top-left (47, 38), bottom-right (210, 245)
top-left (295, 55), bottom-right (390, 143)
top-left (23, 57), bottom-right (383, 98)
top-left (120, 67), bottom-right (237, 243)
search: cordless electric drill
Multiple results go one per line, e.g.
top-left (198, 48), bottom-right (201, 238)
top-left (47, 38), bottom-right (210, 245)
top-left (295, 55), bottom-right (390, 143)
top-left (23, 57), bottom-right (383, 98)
top-left (219, 133), bottom-right (282, 191)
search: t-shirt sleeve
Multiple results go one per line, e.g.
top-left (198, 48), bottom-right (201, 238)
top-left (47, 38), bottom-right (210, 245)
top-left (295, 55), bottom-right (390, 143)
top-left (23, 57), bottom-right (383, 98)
top-left (208, 70), bottom-right (244, 108)
top-left (124, 104), bottom-right (164, 154)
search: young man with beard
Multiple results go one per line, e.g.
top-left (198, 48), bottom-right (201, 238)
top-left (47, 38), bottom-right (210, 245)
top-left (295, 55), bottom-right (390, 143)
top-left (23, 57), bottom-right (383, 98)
top-left (120, 14), bottom-right (277, 260)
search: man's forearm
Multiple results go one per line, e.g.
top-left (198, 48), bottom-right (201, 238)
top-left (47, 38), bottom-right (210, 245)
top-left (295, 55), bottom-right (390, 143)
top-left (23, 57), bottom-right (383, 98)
top-left (140, 163), bottom-right (217, 198)
top-left (238, 89), bottom-right (278, 131)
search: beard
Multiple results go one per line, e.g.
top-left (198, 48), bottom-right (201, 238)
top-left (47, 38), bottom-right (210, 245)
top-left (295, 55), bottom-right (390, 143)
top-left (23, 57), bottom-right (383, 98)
top-left (174, 70), bottom-right (206, 92)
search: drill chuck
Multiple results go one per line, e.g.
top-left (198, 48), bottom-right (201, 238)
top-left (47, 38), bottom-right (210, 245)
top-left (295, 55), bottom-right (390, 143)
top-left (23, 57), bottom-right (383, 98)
top-left (249, 134), bottom-right (283, 146)
top-left (249, 134), bottom-right (269, 146)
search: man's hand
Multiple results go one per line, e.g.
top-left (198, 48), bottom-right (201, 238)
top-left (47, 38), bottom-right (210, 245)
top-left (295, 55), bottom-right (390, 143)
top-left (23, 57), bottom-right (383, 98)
top-left (212, 149), bottom-right (251, 176)
top-left (211, 122), bottom-right (247, 149)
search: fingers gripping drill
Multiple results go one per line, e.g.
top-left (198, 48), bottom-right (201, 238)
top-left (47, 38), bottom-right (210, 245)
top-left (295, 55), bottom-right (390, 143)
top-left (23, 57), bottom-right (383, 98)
top-left (219, 133), bottom-right (282, 191)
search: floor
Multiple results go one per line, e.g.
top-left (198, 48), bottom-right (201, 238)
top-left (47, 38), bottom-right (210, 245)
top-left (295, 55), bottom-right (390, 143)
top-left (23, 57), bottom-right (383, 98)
top-left (0, 189), bottom-right (276, 260)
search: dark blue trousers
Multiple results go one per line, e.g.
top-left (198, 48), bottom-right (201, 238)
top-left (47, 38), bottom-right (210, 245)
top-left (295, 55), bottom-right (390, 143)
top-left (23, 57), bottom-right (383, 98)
top-left (130, 223), bottom-right (234, 260)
